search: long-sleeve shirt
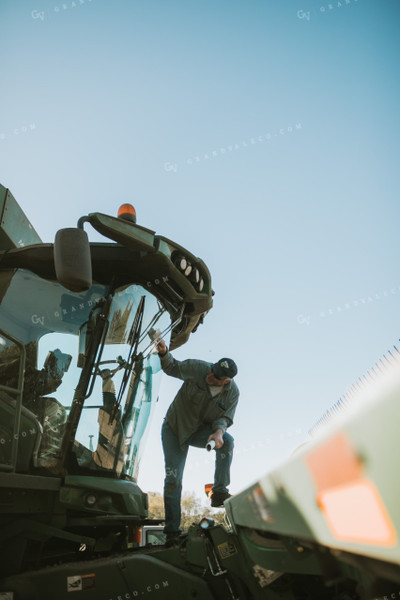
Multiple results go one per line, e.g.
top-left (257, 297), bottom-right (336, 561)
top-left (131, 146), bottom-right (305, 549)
top-left (160, 351), bottom-right (239, 447)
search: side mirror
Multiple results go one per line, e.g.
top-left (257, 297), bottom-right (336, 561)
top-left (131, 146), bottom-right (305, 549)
top-left (54, 228), bottom-right (92, 292)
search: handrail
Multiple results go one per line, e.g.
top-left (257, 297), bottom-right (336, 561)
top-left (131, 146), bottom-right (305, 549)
top-left (0, 328), bottom-right (26, 472)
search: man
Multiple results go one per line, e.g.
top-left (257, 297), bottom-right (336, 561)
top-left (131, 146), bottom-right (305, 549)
top-left (156, 338), bottom-right (239, 541)
top-left (93, 365), bottom-right (125, 471)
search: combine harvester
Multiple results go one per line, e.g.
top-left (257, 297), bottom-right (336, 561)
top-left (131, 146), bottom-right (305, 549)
top-left (0, 184), bottom-right (398, 599)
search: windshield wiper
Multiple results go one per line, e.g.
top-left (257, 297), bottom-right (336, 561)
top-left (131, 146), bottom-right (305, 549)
top-left (111, 296), bottom-right (145, 424)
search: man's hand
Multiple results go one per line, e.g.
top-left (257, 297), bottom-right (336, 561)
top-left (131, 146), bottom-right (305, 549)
top-left (156, 338), bottom-right (168, 357)
top-left (207, 429), bottom-right (224, 450)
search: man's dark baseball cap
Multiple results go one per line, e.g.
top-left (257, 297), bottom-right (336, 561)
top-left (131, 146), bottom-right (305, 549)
top-left (211, 358), bottom-right (238, 379)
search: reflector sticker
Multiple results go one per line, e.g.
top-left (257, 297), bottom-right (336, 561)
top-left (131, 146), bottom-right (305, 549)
top-left (67, 573), bottom-right (96, 592)
top-left (252, 486), bottom-right (274, 522)
top-left (217, 541), bottom-right (238, 559)
top-left (317, 478), bottom-right (397, 547)
top-left (306, 432), bottom-right (363, 491)
top-left (306, 432), bottom-right (397, 547)
top-left (253, 565), bottom-right (282, 587)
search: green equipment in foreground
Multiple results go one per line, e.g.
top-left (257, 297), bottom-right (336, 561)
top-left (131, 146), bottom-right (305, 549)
top-left (0, 185), bottom-right (399, 599)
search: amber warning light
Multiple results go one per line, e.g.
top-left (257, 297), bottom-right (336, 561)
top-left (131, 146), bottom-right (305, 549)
top-left (118, 203), bottom-right (137, 224)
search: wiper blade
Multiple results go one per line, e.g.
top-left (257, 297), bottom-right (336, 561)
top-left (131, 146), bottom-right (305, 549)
top-left (111, 296), bottom-right (146, 423)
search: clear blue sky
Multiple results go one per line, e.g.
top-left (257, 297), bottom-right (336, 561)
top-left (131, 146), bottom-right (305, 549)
top-left (1, 0), bottom-right (399, 500)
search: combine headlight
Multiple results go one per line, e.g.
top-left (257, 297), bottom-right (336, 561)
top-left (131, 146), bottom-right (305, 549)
top-left (198, 278), bottom-right (204, 292)
top-left (174, 255), bottom-right (192, 276)
top-left (176, 256), bottom-right (187, 270)
top-left (84, 493), bottom-right (97, 507)
top-left (190, 268), bottom-right (200, 284)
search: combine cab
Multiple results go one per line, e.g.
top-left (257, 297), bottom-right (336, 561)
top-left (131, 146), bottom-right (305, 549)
top-left (0, 185), bottom-right (213, 593)
top-left (0, 184), bottom-right (399, 599)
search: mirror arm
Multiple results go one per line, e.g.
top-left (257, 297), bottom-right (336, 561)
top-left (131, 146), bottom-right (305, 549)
top-left (77, 215), bottom-right (90, 230)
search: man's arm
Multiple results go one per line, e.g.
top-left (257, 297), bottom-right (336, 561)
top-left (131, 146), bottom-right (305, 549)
top-left (208, 389), bottom-right (239, 449)
top-left (156, 339), bottom-right (204, 381)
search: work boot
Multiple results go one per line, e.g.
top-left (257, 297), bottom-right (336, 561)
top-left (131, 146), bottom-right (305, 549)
top-left (165, 531), bottom-right (181, 547)
top-left (211, 492), bottom-right (232, 507)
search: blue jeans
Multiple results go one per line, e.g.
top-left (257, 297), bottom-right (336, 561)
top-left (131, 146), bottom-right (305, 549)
top-left (161, 420), bottom-right (234, 533)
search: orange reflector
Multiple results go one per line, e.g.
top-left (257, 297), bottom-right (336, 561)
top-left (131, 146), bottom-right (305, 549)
top-left (118, 203), bottom-right (137, 223)
top-left (132, 526), bottom-right (142, 543)
top-left (205, 483), bottom-right (213, 498)
top-left (318, 478), bottom-right (397, 547)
